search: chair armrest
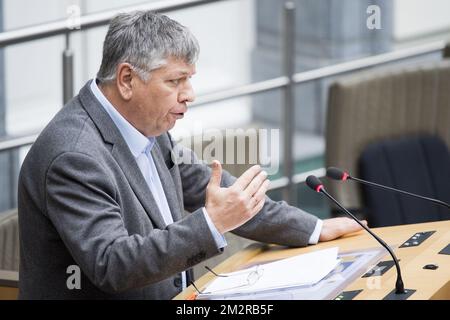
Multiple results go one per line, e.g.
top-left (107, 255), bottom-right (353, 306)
top-left (0, 269), bottom-right (19, 300)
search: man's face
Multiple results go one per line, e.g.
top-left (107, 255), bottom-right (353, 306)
top-left (129, 57), bottom-right (196, 137)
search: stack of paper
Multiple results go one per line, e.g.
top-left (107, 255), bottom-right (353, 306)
top-left (199, 247), bottom-right (340, 297)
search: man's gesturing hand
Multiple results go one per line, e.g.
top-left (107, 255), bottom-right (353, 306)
top-left (205, 160), bottom-right (270, 234)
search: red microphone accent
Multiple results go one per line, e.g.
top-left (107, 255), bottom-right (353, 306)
top-left (316, 185), bottom-right (324, 193)
top-left (342, 172), bottom-right (349, 181)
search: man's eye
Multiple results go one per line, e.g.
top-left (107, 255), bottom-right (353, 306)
top-left (170, 79), bottom-right (180, 85)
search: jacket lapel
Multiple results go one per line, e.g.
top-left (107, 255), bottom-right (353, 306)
top-left (111, 142), bottom-right (167, 229)
top-left (78, 81), bottom-right (167, 230)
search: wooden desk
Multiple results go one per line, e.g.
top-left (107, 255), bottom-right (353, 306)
top-left (0, 270), bottom-right (18, 300)
top-left (175, 220), bottom-right (450, 300)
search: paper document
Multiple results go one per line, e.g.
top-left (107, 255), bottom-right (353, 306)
top-left (201, 247), bottom-right (340, 296)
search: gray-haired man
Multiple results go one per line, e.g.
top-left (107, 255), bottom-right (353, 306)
top-left (18, 11), bottom-right (365, 299)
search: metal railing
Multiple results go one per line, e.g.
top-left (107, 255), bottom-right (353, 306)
top-left (0, 0), bottom-right (447, 202)
top-left (0, 0), bottom-right (223, 47)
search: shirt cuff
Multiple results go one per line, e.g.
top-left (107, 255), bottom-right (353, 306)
top-left (181, 271), bottom-right (187, 290)
top-left (202, 207), bottom-right (227, 249)
top-left (308, 219), bottom-right (323, 244)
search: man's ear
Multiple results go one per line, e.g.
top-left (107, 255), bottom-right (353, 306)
top-left (115, 63), bottom-right (134, 100)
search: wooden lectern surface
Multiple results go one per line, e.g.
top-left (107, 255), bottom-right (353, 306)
top-left (175, 220), bottom-right (450, 300)
top-left (0, 270), bottom-right (18, 300)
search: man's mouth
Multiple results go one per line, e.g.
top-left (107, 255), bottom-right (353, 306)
top-left (171, 112), bottom-right (185, 119)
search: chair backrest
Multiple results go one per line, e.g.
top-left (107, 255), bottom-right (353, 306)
top-left (325, 59), bottom-right (450, 211)
top-left (359, 135), bottom-right (450, 227)
top-left (0, 209), bottom-right (20, 271)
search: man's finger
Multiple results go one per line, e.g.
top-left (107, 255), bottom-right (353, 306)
top-left (250, 197), bottom-right (266, 216)
top-left (244, 170), bottom-right (268, 197)
top-left (233, 165), bottom-right (262, 190)
top-left (345, 218), bottom-right (367, 234)
top-left (207, 160), bottom-right (223, 190)
top-left (251, 180), bottom-right (270, 207)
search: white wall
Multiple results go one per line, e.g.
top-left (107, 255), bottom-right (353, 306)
top-left (4, 0), bottom-right (69, 135)
top-left (393, 0), bottom-right (450, 40)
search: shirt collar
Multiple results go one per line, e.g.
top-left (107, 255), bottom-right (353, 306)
top-left (90, 79), bottom-right (155, 157)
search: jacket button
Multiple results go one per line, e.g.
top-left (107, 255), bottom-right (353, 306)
top-left (174, 276), bottom-right (182, 288)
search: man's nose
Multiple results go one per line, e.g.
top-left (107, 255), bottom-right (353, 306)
top-left (179, 80), bottom-right (195, 103)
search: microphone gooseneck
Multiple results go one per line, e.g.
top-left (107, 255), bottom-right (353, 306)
top-left (326, 167), bottom-right (450, 210)
top-left (306, 175), bottom-right (406, 295)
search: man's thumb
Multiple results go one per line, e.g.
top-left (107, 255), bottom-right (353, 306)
top-left (208, 160), bottom-right (222, 188)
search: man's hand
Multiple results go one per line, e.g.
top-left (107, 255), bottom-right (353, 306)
top-left (319, 217), bottom-right (368, 242)
top-left (205, 160), bottom-right (270, 234)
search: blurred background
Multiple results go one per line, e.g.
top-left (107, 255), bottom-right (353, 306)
top-left (0, 0), bottom-right (449, 281)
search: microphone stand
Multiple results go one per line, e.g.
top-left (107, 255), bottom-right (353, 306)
top-left (319, 187), bottom-right (406, 294)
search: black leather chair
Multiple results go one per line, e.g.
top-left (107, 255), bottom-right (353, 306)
top-left (325, 59), bottom-right (450, 214)
top-left (359, 135), bottom-right (450, 227)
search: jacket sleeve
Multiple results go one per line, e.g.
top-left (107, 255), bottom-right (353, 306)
top-left (45, 151), bottom-right (222, 293)
top-left (171, 138), bottom-right (319, 247)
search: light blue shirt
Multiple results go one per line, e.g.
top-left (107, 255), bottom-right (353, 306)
top-left (90, 79), bottom-right (226, 289)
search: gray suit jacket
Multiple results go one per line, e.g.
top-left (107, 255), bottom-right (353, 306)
top-left (17, 81), bottom-right (318, 299)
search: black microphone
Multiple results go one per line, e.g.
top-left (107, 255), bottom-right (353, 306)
top-left (326, 167), bottom-right (450, 210)
top-left (306, 175), bottom-right (407, 295)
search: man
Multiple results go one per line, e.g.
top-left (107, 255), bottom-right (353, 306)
top-left (18, 11), bottom-right (364, 299)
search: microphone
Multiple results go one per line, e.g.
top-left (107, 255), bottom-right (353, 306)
top-left (306, 175), bottom-right (406, 295)
top-left (326, 167), bottom-right (450, 210)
